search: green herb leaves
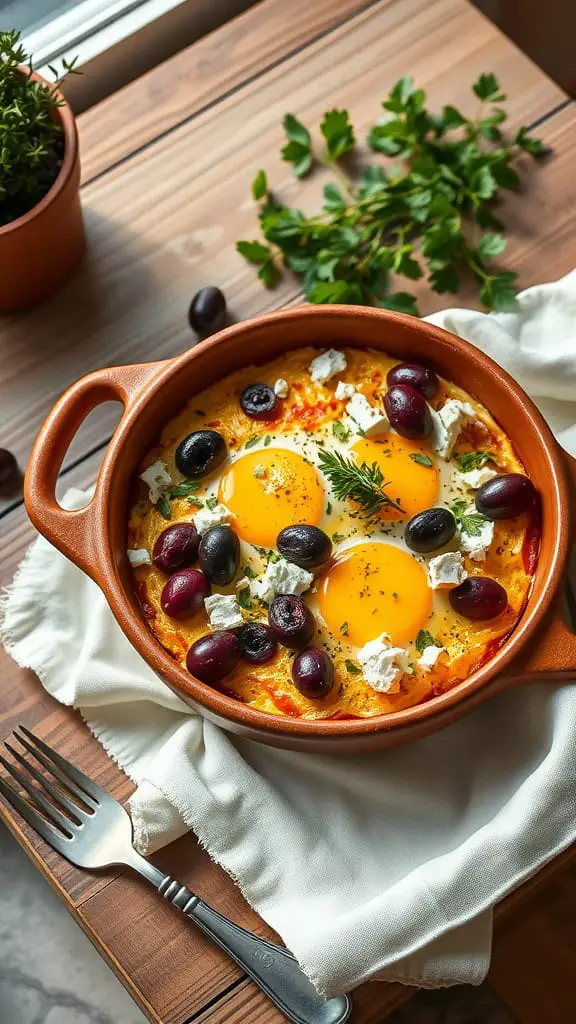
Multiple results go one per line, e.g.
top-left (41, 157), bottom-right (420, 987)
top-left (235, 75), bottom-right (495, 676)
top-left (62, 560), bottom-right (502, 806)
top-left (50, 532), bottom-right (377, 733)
top-left (281, 114), bottom-right (313, 177)
top-left (345, 659), bottom-right (362, 674)
top-left (0, 31), bottom-right (80, 225)
top-left (454, 450), bottom-right (494, 472)
top-left (321, 109), bottom-right (356, 160)
top-left (450, 499), bottom-right (488, 536)
top-left (237, 72), bottom-right (544, 312)
top-left (409, 453), bottom-right (433, 467)
top-left (155, 496), bottom-right (172, 520)
top-left (318, 449), bottom-right (403, 518)
top-left (415, 629), bottom-right (442, 653)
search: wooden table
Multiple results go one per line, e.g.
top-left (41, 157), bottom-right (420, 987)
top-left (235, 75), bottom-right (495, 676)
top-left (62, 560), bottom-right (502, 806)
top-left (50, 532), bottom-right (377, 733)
top-left (1, 1), bottom-right (575, 1022)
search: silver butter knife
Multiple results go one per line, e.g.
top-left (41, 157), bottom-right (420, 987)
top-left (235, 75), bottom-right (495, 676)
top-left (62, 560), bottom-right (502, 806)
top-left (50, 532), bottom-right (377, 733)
top-left (0, 726), bottom-right (351, 1024)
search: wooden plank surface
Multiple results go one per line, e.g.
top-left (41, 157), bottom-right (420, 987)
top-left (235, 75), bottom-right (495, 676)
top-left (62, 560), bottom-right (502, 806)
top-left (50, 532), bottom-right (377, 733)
top-left (0, 0), bottom-right (575, 1021)
top-left (0, 0), bottom-right (568, 509)
top-left (79, 0), bottom-right (374, 183)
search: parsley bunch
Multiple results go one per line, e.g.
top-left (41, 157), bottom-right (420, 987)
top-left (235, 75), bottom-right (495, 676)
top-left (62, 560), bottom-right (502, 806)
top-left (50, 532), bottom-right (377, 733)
top-left (0, 30), bottom-right (79, 225)
top-left (237, 73), bottom-right (545, 313)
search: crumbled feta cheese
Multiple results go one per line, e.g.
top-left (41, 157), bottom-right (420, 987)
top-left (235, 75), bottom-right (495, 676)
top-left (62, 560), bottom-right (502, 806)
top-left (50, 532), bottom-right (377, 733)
top-left (253, 464), bottom-right (267, 479)
top-left (250, 557), bottom-right (313, 603)
top-left (335, 380), bottom-right (356, 400)
top-left (459, 466), bottom-right (498, 490)
top-left (428, 551), bottom-right (467, 589)
top-left (431, 400), bottom-right (476, 459)
top-left (235, 576), bottom-right (250, 592)
top-left (458, 516), bottom-right (495, 562)
top-left (204, 594), bottom-right (244, 630)
top-left (273, 378), bottom-right (289, 398)
top-left (139, 460), bottom-right (172, 504)
top-left (345, 393), bottom-right (388, 437)
top-left (309, 349), bottom-right (347, 384)
top-left (419, 644), bottom-right (443, 670)
top-left (127, 548), bottom-right (151, 568)
top-left (358, 634), bottom-right (407, 693)
top-left (193, 503), bottom-right (231, 535)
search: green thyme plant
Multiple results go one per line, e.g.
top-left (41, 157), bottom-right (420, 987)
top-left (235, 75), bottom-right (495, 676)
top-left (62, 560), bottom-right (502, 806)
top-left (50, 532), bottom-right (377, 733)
top-left (0, 30), bottom-right (79, 226)
top-left (237, 74), bottom-right (545, 313)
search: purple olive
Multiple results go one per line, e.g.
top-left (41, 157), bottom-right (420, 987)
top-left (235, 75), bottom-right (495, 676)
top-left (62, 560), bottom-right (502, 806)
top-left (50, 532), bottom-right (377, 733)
top-left (268, 595), bottom-right (315, 648)
top-left (186, 631), bottom-right (240, 684)
top-left (292, 647), bottom-right (335, 699)
top-left (277, 524), bottom-right (332, 569)
top-left (199, 526), bottom-right (240, 586)
top-left (240, 384), bottom-right (279, 420)
top-left (152, 523), bottom-right (200, 573)
top-left (449, 577), bottom-right (508, 621)
top-left (188, 286), bottom-right (227, 336)
top-left (386, 362), bottom-right (439, 400)
top-left (160, 568), bottom-right (210, 620)
top-left (237, 622), bottom-right (278, 664)
top-left (384, 384), bottom-right (433, 440)
top-left (475, 473), bottom-right (536, 520)
top-left (0, 448), bottom-right (19, 488)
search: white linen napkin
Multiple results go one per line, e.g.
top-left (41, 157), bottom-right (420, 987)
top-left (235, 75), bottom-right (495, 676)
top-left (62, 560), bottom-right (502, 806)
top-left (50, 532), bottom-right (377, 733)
top-left (2, 273), bottom-right (576, 998)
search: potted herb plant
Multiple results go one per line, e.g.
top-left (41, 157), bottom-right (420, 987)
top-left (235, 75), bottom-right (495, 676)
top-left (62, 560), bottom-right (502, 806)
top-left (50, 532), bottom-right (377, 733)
top-left (0, 31), bottom-right (84, 313)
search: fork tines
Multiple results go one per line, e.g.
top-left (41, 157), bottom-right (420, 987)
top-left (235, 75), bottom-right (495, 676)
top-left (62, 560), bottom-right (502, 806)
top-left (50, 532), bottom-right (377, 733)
top-left (0, 726), bottom-right (99, 848)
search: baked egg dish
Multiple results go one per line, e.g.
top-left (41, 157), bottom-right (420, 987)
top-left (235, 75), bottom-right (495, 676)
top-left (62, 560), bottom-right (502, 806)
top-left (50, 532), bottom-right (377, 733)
top-left (127, 346), bottom-right (539, 719)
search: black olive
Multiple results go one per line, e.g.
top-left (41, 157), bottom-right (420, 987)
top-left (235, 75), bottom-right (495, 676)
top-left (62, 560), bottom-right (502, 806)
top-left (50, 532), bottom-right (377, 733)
top-left (240, 384), bottom-right (279, 420)
top-left (237, 622), bottom-right (278, 664)
top-left (0, 448), bottom-right (19, 489)
top-left (175, 429), bottom-right (227, 479)
top-left (277, 525), bottom-right (332, 569)
top-left (198, 526), bottom-right (240, 586)
top-left (292, 647), bottom-right (335, 699)
top-left (188, 287), bottom-right (227, 336)
top-left (386, 362), bottom-right (439, 400)
top-left (404, 507), bottom-right (456, 553)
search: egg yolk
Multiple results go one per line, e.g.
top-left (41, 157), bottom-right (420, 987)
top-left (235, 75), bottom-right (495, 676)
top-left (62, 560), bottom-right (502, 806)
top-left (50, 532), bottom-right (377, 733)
top-left (352, 435), bottom-right (439, 521)
top-left (219, 448), bottom-right (324, 547)
top-left (318, 542), bottom-right (432, 647)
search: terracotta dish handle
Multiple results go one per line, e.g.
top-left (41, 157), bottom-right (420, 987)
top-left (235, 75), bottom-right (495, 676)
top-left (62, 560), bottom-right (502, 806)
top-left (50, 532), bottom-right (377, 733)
top-left (506, 449), bottom-right (576, 683)
top-left (25, 362), bottom-right (164, 579)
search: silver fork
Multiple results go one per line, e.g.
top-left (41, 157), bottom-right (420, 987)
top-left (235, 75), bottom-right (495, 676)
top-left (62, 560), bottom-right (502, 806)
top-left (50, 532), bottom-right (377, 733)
top-left (0, 726), bottom-right (351, 1024)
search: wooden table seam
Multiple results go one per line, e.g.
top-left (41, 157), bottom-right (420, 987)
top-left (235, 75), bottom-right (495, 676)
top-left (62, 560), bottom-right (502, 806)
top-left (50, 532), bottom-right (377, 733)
top-left (80, 0), bottom-right (385, 192)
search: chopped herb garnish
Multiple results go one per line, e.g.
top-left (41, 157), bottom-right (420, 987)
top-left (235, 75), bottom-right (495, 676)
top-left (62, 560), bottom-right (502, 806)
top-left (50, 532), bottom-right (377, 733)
top-left (237, 75), bottom-right (545, 313)
top-left (155, 496), bottom-right (172, 520)
top-left (318, 449), bottom-right (404, 518)
top-left (415, 629), bottom-right (442, 653)
top-left (263, 434), bottom-right (272, 446)
top-left (332, 532), bottom-right (345, 543)
top-left (392, 592), bottom-right (398, 599)
top-left (244, 436), bottom-right (260, 449)
top-left (340, 621), bottom-right (349, 636)
top-left (332, 420), bottom-right (351, 443)
top-left (237, 587), bottom-right (252, 610)
top-left (169, 480), bottom-right (201, 498)
top-left (205, 496), bottom-right (218, 511)
top-left (454, 450), bottom-right (494, 472)
top-left (269, 551), bottom-right (281, 563)
top-left (326, 500), bottom-right (333, 515)
top-left (345, 659), bottom-right (362, 675)
top-left (187, 497), bottom-right (204, 507)
top-left (409, 453), bottom-right (433, 467)
top-left (243, 565), bottom-right (258, 579)
top-left (450, 499), bottom-right (488, 536)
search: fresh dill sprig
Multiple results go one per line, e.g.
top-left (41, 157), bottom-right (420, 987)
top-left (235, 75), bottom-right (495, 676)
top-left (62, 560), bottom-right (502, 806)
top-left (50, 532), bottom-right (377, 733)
top-left (317, 449), bottom-right (403, 517)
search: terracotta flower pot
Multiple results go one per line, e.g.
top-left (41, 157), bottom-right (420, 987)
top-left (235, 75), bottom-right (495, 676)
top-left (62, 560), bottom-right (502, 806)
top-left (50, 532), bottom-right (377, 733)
top-left (0, 69), bottom-right (85, 313)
